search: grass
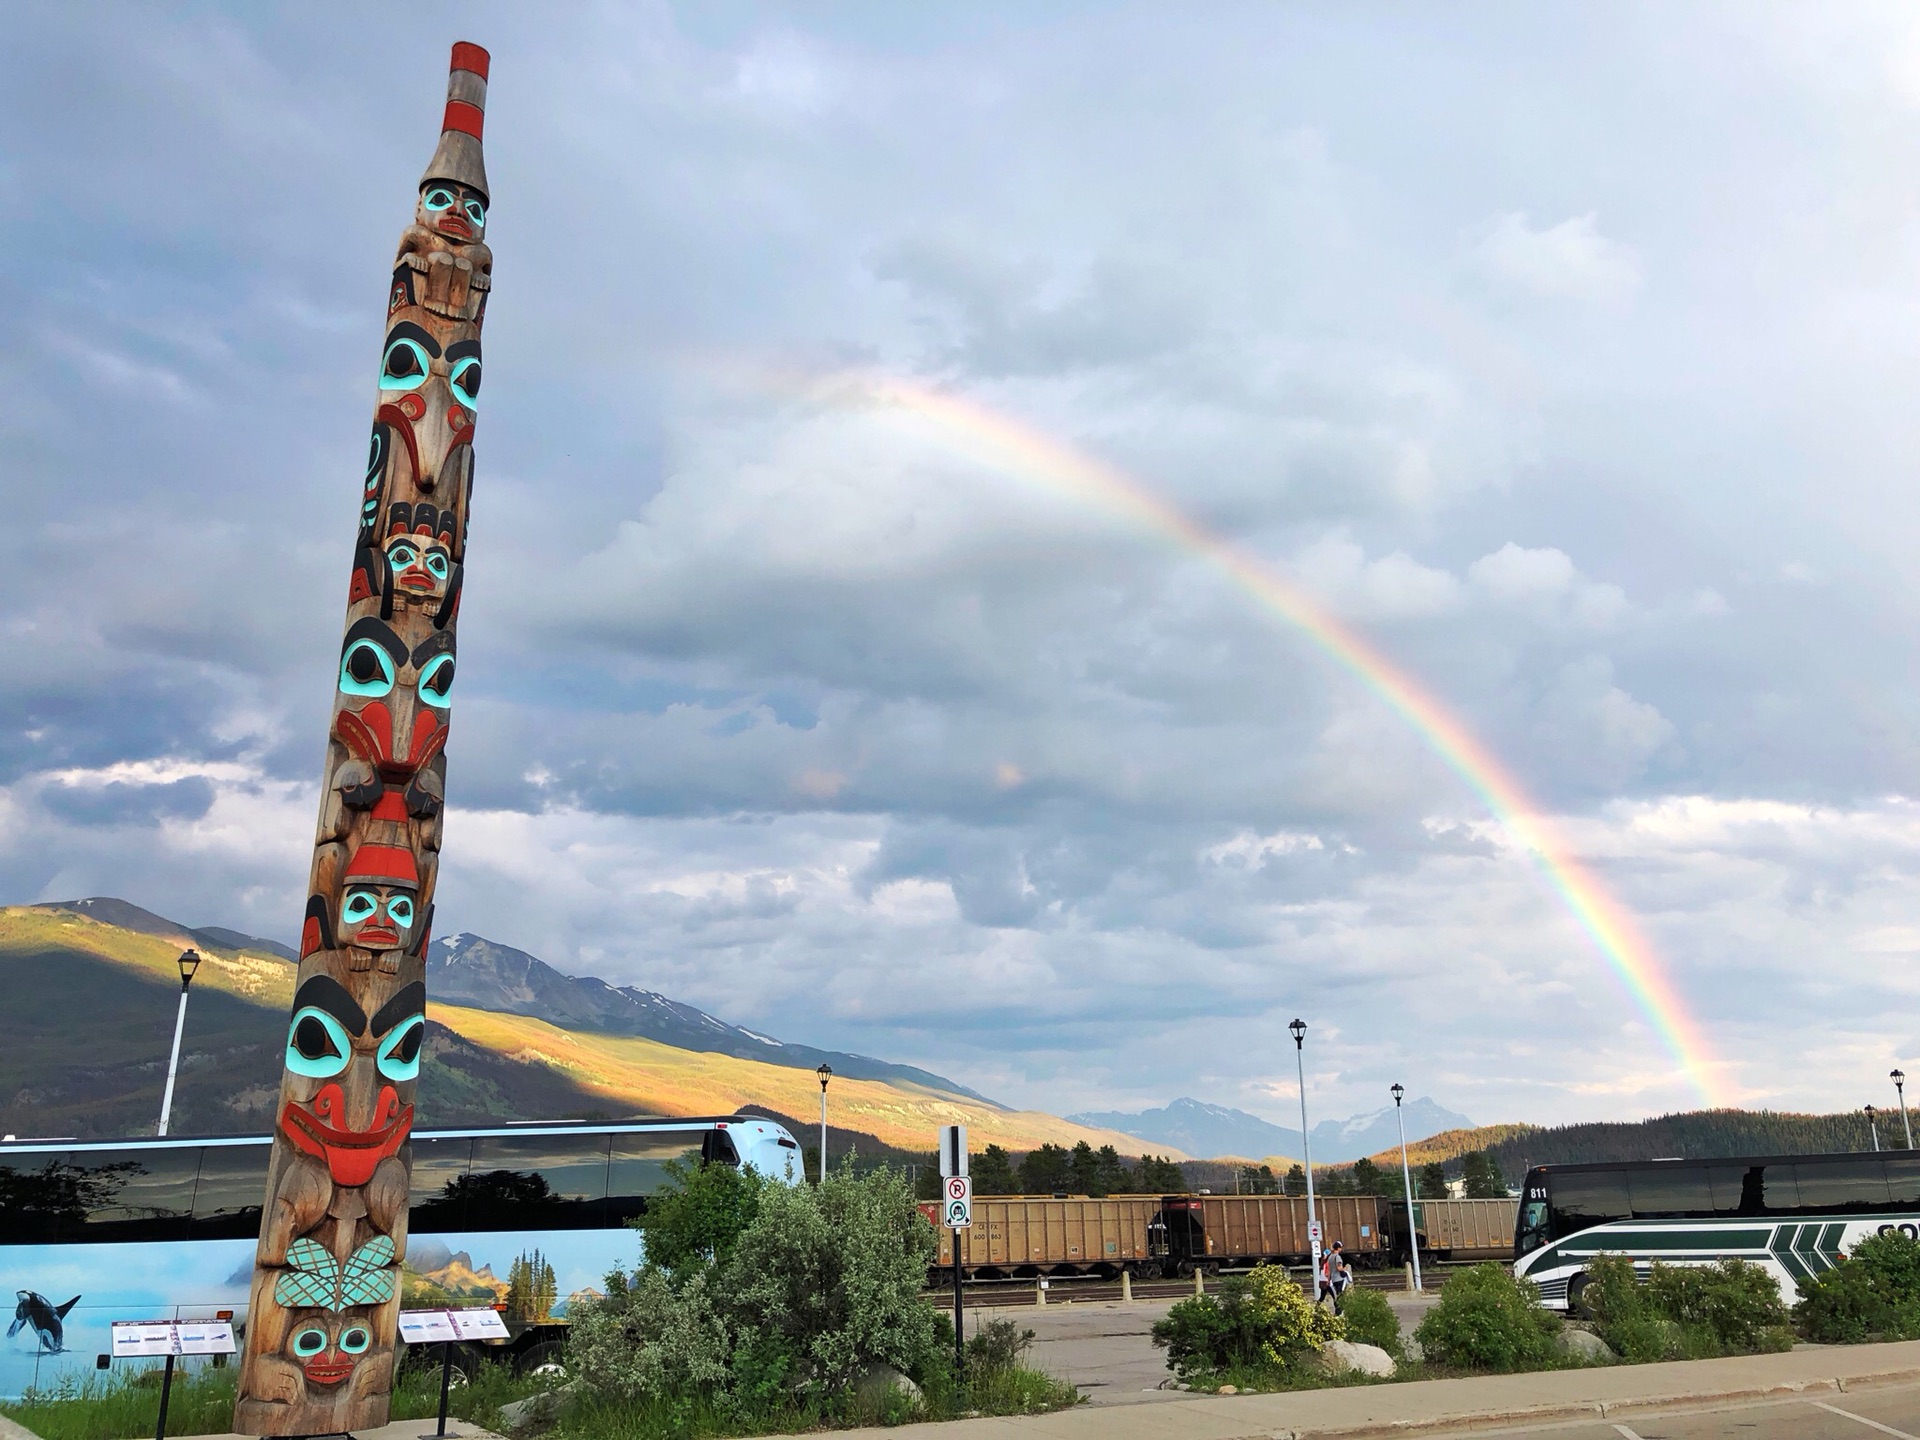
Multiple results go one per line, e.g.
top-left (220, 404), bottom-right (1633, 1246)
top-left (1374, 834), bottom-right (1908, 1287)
top-left (0, 1357), bottom-right (561, 1440)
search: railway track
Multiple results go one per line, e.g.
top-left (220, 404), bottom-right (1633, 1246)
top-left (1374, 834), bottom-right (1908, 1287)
top-left (925, 1261), bottom-right (1504, 1308)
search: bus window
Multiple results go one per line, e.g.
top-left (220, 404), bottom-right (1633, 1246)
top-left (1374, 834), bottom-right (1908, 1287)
top-left (189, 1145), bottom-right (269, 1240)
top-left (462, 1134), bottom-right (611, 1231)
top-left (1628, 1166), bottom-right (1714, 1219)
top-left (70, 1148), bottom-right (197, 1242)
top-left (409, 1135), bottom-right (474, 1233)
top-left (1707, 1163), bottom-right (1794, 1215)
top-left (606, 1131), bottom-right (707, 1225)
top-left (1547, 1172), bottom-right (1629, 1238)
top-left (1792, 1159), bottom-right (1891, 1213)
top-left (0, 1155), bottom-right (107, 1243)
top-left (1886, 1157), bottom-right (1920, 1207)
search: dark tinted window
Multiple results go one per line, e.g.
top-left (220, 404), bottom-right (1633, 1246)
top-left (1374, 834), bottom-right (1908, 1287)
top-left (1629, 1166), bottom-right (1714, 1219)
top-left (1548, 1172), bottom-right (1630, 1237)
top-left (1793, 1159), bottom-right (1891, 1213)
top-left (0, 1154), bottom-right (110, 1243)
top-left (1886, 1158), bottom-right (1920, 1207)
top-left (1707, 1163), bottom-right (1794, 1215)
top-left (409, 1136), bottom-right (473, 1233)
top-left (461, 1135), bottom-right (609, 1231)
top-left (70, 1147), bottom-right (198, 1242)
top-left (190, 1144), bottom-right (270, 1240)
top-left (607, 1131), bottom-right (707, 1225)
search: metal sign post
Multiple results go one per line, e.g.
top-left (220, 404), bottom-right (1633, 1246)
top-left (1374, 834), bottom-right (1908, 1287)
top-left (111, 1321), bottom-right (236, 1440)
top-left (398, 1308), bottom-right (511, 1439)
top-left (938, 1126), bottom-right (970, 1377)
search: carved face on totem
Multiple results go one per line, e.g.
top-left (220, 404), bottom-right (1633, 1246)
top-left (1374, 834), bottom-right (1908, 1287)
top-left (416, 180), bottom-right (486, 244)
top-left (280, 976), bottom-right (424, 1186)
top-left (286, 1316), bottom-right (374, 1387)
top-left (373, 321), bottom-right (479, 496)
top-left (335, 618), bottom-right (455, 780)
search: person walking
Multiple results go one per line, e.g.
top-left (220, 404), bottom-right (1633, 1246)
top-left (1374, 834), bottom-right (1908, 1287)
top-left (1320, 1240), bottom-right (1351, 1314)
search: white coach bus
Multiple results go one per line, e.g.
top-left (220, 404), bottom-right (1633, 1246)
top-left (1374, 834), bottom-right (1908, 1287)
top-left (1513, 1149), bottom-right (1920, 1314)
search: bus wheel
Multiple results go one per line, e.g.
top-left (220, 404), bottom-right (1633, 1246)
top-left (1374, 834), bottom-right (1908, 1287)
top-left (514, 1340), bottom-right (568, 1378)
top-left (1567, 1274), bottom-right (1593, 1321)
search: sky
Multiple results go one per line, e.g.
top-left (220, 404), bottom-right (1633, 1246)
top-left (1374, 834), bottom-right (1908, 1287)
top-left (6, 2), bottom-right (1920, 1133)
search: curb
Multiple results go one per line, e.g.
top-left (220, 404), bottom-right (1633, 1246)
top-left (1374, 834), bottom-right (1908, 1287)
top-left (1221, 1363), bottom-right (1920, 1439)
top-left (0, 1416), bottom-right (44, 1440)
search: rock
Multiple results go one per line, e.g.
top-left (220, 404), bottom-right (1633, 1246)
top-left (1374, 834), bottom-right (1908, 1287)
top-left (1216, 1384), bottom-right (1238, 1394)
top-left (853, 1360), bottom-right (924, 1407)
top-left (498, 1382), bottom-right (575, 1433)
top-left (1557, 1328), bottom-right (1616, 1363)
top-left (1319, 1340), bottom-right (1396, 1378)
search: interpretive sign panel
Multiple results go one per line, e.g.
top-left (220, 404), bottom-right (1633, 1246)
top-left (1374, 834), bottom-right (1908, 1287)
top-left (111, 1321), bottom-right (236, 1358)
top-left (398, 1308), bottom-right (509, 1345)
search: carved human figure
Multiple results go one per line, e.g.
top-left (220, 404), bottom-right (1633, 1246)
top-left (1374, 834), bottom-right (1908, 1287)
top-left (236, 41), bottom-right (493, 1435)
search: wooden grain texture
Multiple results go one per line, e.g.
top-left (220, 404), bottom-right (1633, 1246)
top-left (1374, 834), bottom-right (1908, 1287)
top-left (233, 42), bottom-right (495, 1436)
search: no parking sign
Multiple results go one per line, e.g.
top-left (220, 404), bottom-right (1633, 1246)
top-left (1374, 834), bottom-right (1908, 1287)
top-left (943, 1174), bottom-right (973, 1228)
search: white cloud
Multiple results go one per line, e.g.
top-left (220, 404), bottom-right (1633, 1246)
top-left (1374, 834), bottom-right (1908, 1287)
top-left (1473, 212), bottom-right (1644, 304)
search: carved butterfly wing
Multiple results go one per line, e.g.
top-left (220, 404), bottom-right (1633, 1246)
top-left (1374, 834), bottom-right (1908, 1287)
top-left (275, 1237), bottom-right (343, 1308)
top-left (339, 1234), bottom-right (398, 1307)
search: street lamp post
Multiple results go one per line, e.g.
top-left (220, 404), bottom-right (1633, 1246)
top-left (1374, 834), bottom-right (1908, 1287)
top-left (815, 1064), bottom-right (832, 1184)
top-left (1866, 1104), bottom-right (1881, 1153)
top-left (1391, 1083), bottom-right (1423, 1293)
top-left (1289, 1019), bottom-right (1320, 1293)
top-left (1894, 1071), bottom-right (1913, 1150)
top-left (157, 948), bottom-right (202, 1137)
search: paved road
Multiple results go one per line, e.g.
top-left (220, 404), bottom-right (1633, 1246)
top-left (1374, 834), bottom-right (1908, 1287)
top-left (1423, 1379), bottom-right (1920, 1439)
top-left (968, 1290), bottom-right (1442, 1405)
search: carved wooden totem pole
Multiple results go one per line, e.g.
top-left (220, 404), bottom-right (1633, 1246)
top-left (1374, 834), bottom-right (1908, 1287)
top-left (234, 43), bottom-right (493, 1435)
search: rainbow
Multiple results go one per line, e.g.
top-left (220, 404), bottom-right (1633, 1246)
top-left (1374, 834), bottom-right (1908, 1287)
top-left (822, 373), bottom-right (1728, 1105)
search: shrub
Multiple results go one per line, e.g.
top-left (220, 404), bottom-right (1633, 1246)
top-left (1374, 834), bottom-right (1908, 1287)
top-left (1796, 1229), bottom-right (1920, 1343)
top-left (1152, 1265), bottom-right (1341, 1378)
top-left (635, 1156), bottom-right (765, 1279)
top-left (1584, 1253), bottom-right (1791, 1360)
top-left (966, 1318), bottom-right (1035, 1373)
top-left (1336, 1287), bottom-right (1402, 1359)
top-left (567, 1267), bottom-right (731, 1403)
top-left (1413, 1263), bottom-right (1560, 1372)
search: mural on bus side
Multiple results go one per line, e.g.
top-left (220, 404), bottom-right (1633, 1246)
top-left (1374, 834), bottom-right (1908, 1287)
top-left (0, 1234), bottom-right (623, 1401)
top-left (234, 43), bottom-right (496, 1436)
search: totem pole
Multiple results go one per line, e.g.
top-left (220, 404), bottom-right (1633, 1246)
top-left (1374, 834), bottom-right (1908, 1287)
top-left (234, 43), bottom-right (492, 1434)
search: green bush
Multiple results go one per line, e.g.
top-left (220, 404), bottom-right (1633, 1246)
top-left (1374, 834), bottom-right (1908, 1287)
top-left (966, 1318), bottom-right (1035, 1373)
top-left (1584, 1253), bottom-right (1791, 1360)
top-left (1413, 1263), bottom-right (1561, 1372)
top-left (1336, 1287), bottom-right (1402, 1359)
top-left (1796, 1229), bottom-right (1920, 1343)
top-left (1152, 1264), bottom-right (1341, 1379)
top-left (635, 1155), bottom-right (765, 1278)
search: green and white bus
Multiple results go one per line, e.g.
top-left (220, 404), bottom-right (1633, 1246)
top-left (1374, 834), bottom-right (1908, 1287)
top-left (1513, 1150), bottom-right (1920, 1314)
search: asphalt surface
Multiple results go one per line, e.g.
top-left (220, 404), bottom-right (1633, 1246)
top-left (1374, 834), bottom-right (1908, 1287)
top-left (1427, 1379), bottom-right (1920, 1439)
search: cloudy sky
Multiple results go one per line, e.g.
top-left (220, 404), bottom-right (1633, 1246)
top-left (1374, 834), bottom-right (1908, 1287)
top-left (7, 2), bottom-right (1920, 1133)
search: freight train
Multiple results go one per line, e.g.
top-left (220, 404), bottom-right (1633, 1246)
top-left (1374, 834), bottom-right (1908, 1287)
top-left (916, 1193), bottom-right (1519, 1279)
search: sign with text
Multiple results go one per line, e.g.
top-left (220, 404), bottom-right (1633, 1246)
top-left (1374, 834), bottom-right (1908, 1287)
top-left (398, 1308), bottom-right (511, 1345)
top-left (943, 1174), bottom-right (973, 1228)
top-left (111, 1321), bottom-right (236, 1358)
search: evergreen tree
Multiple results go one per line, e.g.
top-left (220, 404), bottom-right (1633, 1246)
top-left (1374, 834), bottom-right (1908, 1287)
top-left (1350, 1157), bottom-right (1387, 1195)
top-left (1019, 1143), bottom-right (1073, 1194)
top-left (1417, 1161), bottom-right (1449, 1199)
top-left (1459, 1150), bottom-right (1506, 1198)
top-left (971, 1144), bottom-right (1020, 1196)
top-left (1067, 1140), bottom-right (1102, 1195)
top-left (1095, 1145), bottom-right (1132, 1195)
top-left (1136, 1154), bottom-right (1188, 1192)
top-left (1283, 1163), bottom-right (1307, 1196)
top-left (1237, 1164), bottom-right (1280, 1195)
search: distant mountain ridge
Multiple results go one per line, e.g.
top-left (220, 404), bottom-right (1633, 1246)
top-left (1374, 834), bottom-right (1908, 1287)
top-left (1070, 1095), bottom-right (1474, 1163)
top-left (427, 933), bottom-right (997, 1104)
top-left (41, 897), bottom-right (298, 961)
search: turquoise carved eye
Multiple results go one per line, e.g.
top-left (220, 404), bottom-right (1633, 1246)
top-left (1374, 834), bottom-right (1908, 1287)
top-left (377, 1015), bottom-right (425, 1083)
top-left (380, 337), bottom-right (433, 393)
top-left (449, 357), bottom-right (481, 409)
top-left (339, 638), bottom-right (396, 698)
top-left (387, 540), bottom-right (420, 571)
top-left (417, 653), bottom-right (455, 710)
top-left (385, 894), bottom-right (416, 930)
top-left (424, 549), bottom-right (450, 582)
top-left (292, 1328), bottom-right (328, 1358)
top-left (340, 1327), bottom-right (371, 1355)
top-left (463, 199), bottom-right (486, 228)
top-left (341, 888), bottom-right (380, 926)
top-left (423, 187), bottom-right (456, 212)
top-left (286, 1006), bottom-right (353, 1079)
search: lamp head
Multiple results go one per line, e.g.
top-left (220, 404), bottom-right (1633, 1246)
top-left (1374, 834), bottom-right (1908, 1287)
top-left (1288, 1018), bottom-right (1306, 1048)
top-left (1895, 1069), bottom-right (1906, 1086)
top-left (1391, 1083), bottom-right (1404, 1104)
top-left (816, 1062), bottom-right (832, 1091)
top-left (1866, 1104), bottom-right (1877, 1119)
top-left (177, 948), bottom-right (203, 990)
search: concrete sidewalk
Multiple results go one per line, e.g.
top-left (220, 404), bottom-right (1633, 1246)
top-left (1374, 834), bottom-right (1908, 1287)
top-left (864, 1339), bottom-right (1920, 1439)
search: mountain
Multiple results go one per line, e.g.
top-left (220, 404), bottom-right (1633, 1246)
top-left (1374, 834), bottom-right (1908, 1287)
top-left (42, 896), bottom-right (299, 961)
top-left (0, 904), bottom-right (1163, 1156)
top-left (1069, 1095), bottom-right (1474, 1163)
top-left (428, 933), bottom-right (995, 1104)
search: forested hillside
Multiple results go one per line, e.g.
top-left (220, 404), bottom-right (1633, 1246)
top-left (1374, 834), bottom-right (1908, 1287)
top-left (1479, 1108), bottom-right (1897, 1182)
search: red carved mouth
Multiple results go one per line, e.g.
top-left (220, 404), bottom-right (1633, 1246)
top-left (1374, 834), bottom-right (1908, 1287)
top-left (281, 1084), bottom-right (412, 1187)
top-left (399, 571), bottom-right (435, 591)
top-left (355, 922), bottom-right (401, 947)
top-left (438, 215), bottom-right (472, 239)
top-left (303, 1355), bottom-right (355, 1386)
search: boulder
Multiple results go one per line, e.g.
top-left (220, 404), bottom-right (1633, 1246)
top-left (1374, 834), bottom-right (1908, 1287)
top-left (1319, 1340), bottom-right (1396, 1378)
top-left (1556, 1328), bottom-right (1616, 1363)
top-left (498, 1382), bottom-right (575, 1433)
top-left (853, 1360), bottom-right (924, 1407)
